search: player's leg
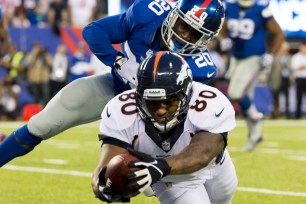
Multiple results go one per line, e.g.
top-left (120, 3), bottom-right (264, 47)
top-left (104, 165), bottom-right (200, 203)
top-left (153, 182), bottom-right (211, 204)
top-left (205, 150), bottom-right (238, 204)
top-left (227, 56), bottom-right (263, 151)
top-left (0, 73), bottom-right (114, 167)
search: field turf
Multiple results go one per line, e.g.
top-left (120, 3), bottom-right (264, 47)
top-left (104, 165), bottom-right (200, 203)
top-left (1, 119), bottom-right (306, 204)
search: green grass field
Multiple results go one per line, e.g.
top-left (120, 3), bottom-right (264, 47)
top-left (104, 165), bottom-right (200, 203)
top-left (1, 120), bottom-right (306, 204)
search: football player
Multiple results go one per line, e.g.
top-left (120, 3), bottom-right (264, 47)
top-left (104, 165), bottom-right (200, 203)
top-left (0, 0), bottom-right (225, 166)
top-left (219, 0), bottom-right (285, 151)
top-left (93, 51), bottom-right (237, 204)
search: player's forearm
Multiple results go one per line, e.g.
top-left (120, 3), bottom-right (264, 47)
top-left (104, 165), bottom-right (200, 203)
top-left (269, 33), bottom-right (285, 55)
top-left (165, 132), bottom-right (224, 174)
top-left (267, 19), bottom-right (285, 54)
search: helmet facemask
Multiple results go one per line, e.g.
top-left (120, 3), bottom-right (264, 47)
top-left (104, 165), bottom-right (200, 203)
top-left (137, 87), bottom-right (192, 133)
top-left (161, 5), bottom-right (216, 56)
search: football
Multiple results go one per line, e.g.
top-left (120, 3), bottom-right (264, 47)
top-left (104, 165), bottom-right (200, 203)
top-left (104, 154), bottom-right (140, 196)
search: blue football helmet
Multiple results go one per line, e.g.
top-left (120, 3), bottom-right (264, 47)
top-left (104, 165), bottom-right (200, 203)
top-left (162, 0), bottom-right (225, 56)
top-left (136, 51), bottom-right (193, 133)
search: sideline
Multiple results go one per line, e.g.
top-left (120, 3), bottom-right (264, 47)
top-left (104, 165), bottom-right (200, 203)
top-left (2, 165), bottom-right (306, 198)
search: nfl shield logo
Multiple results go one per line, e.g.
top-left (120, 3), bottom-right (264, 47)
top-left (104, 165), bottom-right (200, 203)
top-left (162, 141), bottom-right (171, 151)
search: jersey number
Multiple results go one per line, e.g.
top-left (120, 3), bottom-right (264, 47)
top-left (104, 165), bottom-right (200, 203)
top-left (227, 19), bottom-right (255, 40)
top-left (119, 92), bottom-right (137, 115)
top-left (193, 53), bottom-right (214, 67)
top-left (190, 90), bottom-right (217, 112)
top-left (148, 0), bottom-right (171, 16)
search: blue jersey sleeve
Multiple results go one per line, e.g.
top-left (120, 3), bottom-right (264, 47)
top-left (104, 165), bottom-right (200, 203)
top-left (82, 14), bottom-right (129, 67)
top-left (82, 0), bottom-right (161, 67)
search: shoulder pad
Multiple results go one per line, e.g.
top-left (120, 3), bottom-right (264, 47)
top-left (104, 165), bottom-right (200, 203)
top-left (188, 82), bottom-right (236, 133)
top-left (101, 90), bottom-right (138, 131)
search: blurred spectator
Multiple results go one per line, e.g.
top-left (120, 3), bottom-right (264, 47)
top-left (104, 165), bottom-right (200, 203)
top-left (89, 54), bottom-right (110, 75)
top-left (291, 42), bottom-right (306, 119)
top-left (11, 11), bottom-right (31, 28)
top-left (50, 44), bottom-right (69, 97)
top-left (0, 75), bottom-right (21, 121)
top-left (1, 43), bottom-right (25, 83)
top-left (269, 41), bottom-right (293, 119)
top-left (69, 42), bottom-right (90, 82)
top-left (68, 0), bottom-right (96, 27)
top-left (24, 42), bottom-right (52, 106)
top-left (0, 10), bottom-right (10, 58)
top-left (38, 0), bottom-right (50, 15)
top-left (28, 3), bottom-right (48, 27)
top-left (1, 0), bottom-right (18, 26)
top-left (48, 0), bottom-right (69, 35)
top-left (92, 0), bottom-right (108, 21)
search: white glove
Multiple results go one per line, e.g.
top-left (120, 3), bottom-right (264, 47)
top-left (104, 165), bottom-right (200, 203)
top-left (220, 38), bottom-right (233, 52)
top-left (114, 55), bottom-right (139, 86)
top-left (260, 53), bottom-right (274, 71)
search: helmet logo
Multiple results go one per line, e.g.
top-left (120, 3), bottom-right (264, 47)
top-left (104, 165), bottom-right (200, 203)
top-left (144, 89), bottom-right (166, 98)
top-left (186, 5), bottom-right (208, 26)
top-left (176, 63), bottom-right (192, 85)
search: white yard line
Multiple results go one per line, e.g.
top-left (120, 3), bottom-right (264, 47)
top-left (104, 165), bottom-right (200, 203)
top-left (2, 165), bottom-right (91, 177)
top-left (237, 187), bottom-right (306, 197)
top-left (287, 156), bottom-right (306, 162)
top-left (2, 165), bottom-right (306, 198)
top-left (228, 147), bottom-right (306, 156)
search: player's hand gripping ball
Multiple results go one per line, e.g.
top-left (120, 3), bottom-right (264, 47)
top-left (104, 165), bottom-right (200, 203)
top-left (104, 154), bottom-right (141, 196)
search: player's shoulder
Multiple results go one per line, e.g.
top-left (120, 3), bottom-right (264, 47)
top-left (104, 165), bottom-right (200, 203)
top-left (223, 0), bottom-right (237, 9)
top-left (187, 82), bottom-right (236, 133)
top-left (102, 89), bottom-right (138, 131)
top-left (190, 82), bottom-right (231, 107)
top-left (254, 0), bottom-right (273, 19)
top-left (127, 0), bottom-right (172, 24)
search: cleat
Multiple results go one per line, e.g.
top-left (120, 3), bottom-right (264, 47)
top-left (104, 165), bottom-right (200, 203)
top-left (243, 136), bottom-right (263, 152)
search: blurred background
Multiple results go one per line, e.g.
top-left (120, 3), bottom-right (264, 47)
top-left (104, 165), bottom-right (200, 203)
top-left (0, 0), bottom-right (306, 121)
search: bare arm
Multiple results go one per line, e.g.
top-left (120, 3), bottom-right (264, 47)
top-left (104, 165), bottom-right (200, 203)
top-left (218, 19), bottom-right (229, 40)
top-left (0, 21), bottom-right (9, 57)
top-left (266, 18), bottom-right (285, 55)
top-left (165, 131), bottom-right (225, 174)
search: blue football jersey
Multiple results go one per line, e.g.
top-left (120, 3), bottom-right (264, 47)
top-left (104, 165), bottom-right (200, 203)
top-left (83, 0), bottom-right (217, 85)
top-left (224, 0), bottom-right (273, 58)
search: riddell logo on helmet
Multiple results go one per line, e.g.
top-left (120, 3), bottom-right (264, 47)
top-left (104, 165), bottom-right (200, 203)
top-left (144, 89), bottom-right (166, 98)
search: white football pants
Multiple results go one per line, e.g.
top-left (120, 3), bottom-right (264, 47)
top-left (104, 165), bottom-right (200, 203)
top-left (153, 150), bottom-right (238, 204)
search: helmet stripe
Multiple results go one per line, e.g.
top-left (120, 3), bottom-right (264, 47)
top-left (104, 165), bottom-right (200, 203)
top-left (195, 0), bottom-right (213, 18)
top-left (153, 51), bottom-right (165, 82)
